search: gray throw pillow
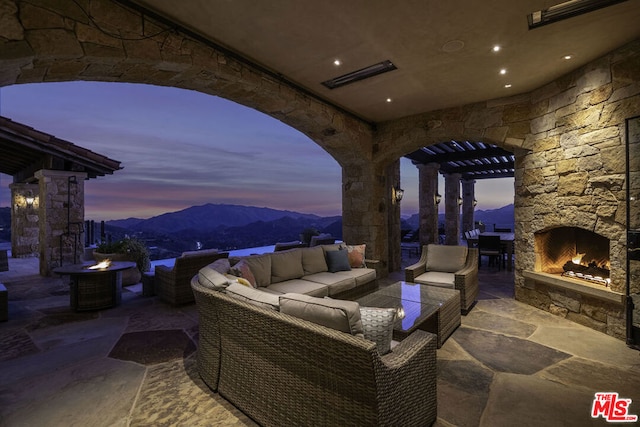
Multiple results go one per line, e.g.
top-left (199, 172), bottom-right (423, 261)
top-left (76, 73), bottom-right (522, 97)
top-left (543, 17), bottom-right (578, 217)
top-left (326, 249), bottom-right (351, 273)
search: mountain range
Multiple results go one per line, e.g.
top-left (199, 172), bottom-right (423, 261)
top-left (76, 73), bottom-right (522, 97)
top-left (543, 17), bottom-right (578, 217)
top-left (0, 203), bottom-right (514, 258)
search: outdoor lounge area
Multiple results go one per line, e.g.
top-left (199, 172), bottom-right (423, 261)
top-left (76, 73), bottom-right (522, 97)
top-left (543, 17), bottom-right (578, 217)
top-left (1, 253), bottom-right (638, 426)
top-left (2, 1), bottom-right (640, 425)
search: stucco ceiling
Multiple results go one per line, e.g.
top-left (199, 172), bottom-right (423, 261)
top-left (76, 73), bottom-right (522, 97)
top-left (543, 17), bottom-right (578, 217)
top-left (129, 0), bottom-right (640, 123)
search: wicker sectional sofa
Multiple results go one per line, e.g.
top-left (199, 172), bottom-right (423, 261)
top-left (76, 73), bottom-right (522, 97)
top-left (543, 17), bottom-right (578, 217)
top-left (191, 278), bottom-right (438, 426)
top-left (227, 244), bottom-right (379, 299)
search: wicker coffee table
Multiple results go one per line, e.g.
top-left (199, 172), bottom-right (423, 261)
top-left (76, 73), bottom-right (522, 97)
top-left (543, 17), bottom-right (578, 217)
top-left (357, 281), bottom-right (461, 347)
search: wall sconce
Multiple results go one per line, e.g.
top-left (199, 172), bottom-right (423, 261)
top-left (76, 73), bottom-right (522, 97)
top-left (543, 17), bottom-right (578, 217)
top-left (393, 187), bottom-right (404, 203)
top-left (473, 199), bottom-right (478, 207)
top-left (457, 197), bottom-right (463, 206)
top-left (25, 191), bottom-right (35, 208)
top-left (435, 193), bottom-right (442, 205)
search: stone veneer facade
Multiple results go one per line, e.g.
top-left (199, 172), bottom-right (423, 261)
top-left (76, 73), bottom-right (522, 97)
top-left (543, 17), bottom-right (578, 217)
top-left (1, 0), bottom-right (639, 337)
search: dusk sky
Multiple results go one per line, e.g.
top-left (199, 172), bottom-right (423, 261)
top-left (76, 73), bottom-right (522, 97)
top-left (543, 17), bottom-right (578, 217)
top-left (0, 82), bottom-right (514, 221)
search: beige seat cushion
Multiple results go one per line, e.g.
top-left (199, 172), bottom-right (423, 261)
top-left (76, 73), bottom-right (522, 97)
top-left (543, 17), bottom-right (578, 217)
top-left (279, 293), bottom-right (363, 337)
top-left (225, 282), bottom-right (280, 310)
top-left (198, 266), bottom-right (230, 290)
top-left (302, 272), bottom-right (355, 296)
top-left (426, 244), bottom-right (468, 273)
top-left (336, 268), bottom-right (376, 286)
top-left (414, 271), bottom-right (455, 288)
top-left (266, 279), bottom-right (328, 297)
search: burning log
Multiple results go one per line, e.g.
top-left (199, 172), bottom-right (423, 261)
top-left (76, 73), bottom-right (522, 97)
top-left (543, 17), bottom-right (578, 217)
top-left (561, 260), bottom-right (610, 278)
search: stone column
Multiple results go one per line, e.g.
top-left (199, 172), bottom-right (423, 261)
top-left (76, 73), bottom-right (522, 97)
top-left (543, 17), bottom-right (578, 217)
top-left (417, 162), bottom-right (440, 245)
top-left (342, 162), bottom-right (388, 276)
top-left (9, 182), bottom-right (40, 257)
top-left (387, 159), bottom-right (401, 273)
top-left (35, 170), bottom-right (87, 276)
top-left (461, 179), bottom-right (476, 233)
top-left (444, 173), bottom-right (461, 245)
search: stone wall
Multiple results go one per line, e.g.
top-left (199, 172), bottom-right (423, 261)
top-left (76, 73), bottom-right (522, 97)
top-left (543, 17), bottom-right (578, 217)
top-left (9, 182), bottom-right (39, 257)
top-left (514, 40), bottom-right (640, 339)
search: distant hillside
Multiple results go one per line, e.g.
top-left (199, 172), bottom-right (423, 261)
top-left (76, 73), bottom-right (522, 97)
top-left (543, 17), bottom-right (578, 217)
top-left (97, 204), bottom-right (339, 256)
top-left (402, 204), bottom-right (514, 231)
top-left (112, 203), bottom-right (321, 234)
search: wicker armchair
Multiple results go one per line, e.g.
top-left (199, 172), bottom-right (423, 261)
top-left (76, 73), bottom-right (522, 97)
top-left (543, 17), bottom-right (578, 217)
top-left (155, 250), bottom-right (228, 305)
top-left (405, 244), bottom-right (478, 314)
top-left (191, 277), bottom-right (438, 426)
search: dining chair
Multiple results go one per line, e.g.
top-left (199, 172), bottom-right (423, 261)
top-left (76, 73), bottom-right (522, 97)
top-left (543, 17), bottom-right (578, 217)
top-left (478, 235), bottom-right (502, 270)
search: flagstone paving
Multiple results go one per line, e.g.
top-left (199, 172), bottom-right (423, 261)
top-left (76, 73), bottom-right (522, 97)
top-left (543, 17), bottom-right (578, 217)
top-left (1, 256), bottom-right (639, 426)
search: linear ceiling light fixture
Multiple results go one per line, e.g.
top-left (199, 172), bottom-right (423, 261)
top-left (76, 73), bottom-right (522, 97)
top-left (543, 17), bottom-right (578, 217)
top-left (528, 0), bottom-right (629, 29)
top-left (322, 60), bottom-right (397, 89)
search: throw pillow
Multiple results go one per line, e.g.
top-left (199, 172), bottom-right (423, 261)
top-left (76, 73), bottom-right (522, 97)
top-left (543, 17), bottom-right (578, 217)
top-left (279, 293), bottom-right (363, 337)
top-left (326, 249), bottom-right (351, 273)
top-left (231, 259), bottom-right (258, 288)
top-left (345, 244), bottom-right (366, 268)
top-left (225, 282), bottom-right (280, 310)
top-left (198, 266), bottom-right (230, 290)
top-left (360, 306), bottom-right (397, 355)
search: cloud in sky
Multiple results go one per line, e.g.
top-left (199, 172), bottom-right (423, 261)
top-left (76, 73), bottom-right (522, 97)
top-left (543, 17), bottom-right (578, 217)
top-left (0, 81), bottom-right (513, 220)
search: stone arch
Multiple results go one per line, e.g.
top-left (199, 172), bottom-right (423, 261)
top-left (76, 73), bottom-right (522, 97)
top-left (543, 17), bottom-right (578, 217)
top-left (1, 0), bottom-right (387, 266)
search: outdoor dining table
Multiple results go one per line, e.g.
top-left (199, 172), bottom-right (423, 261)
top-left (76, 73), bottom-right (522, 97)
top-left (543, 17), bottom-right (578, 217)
top-left (467, 232), bottom-right (515, 271)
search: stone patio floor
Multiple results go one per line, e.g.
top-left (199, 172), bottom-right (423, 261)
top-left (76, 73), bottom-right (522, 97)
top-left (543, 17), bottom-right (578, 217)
top-left (1, 255), bottom-right (639, 426)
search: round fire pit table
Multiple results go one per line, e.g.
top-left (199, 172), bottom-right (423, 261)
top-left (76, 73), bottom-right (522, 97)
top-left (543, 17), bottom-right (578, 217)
top-left (53, 261), bottom-right (136, 311)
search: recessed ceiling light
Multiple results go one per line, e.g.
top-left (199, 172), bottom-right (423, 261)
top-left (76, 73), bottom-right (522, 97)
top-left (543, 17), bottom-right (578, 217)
top-left (386, 98), bottom-right (392, 103)
top-left (563, 55), bottom-right (573, 60)
top-left (505, 84), bottom-right (512, 88)
top-left (500, 68), bottom-right (507, 75)
top-left (333, 59), bottom-right (341, 66)
top-left (492, 45), bottom-right (501, 52)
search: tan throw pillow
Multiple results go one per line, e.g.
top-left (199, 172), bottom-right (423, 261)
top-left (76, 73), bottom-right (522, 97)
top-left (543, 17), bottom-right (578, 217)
top-left (279, 293), bottom-right (363, 337)
top-left (231, 259), bottom-right (257, 288)
top-left (360, 306), bottom-right (397, 355)
top-left (225, 282), bottom-right (280, 310)
top-left (345, 244), bottom-right (366, 268)
top-left (426, 244), bottom-right (468, 273)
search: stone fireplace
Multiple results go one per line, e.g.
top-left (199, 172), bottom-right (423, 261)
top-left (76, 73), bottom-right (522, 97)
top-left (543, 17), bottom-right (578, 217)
top-left (514, 40), bottom-right (638, 341)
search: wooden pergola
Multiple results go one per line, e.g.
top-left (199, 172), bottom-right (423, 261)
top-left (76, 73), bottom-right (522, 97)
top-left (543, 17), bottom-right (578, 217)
top-left (404, 141), bottom-right (515, 245)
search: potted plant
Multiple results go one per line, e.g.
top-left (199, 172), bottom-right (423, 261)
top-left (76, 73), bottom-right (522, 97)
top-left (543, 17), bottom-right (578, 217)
top-left (93, 237), bottom-right (151, 285)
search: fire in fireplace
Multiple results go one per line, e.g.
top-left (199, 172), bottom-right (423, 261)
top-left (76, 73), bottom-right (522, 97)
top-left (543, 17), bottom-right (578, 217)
top-left (534, 226), bottom-right (610, 286)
